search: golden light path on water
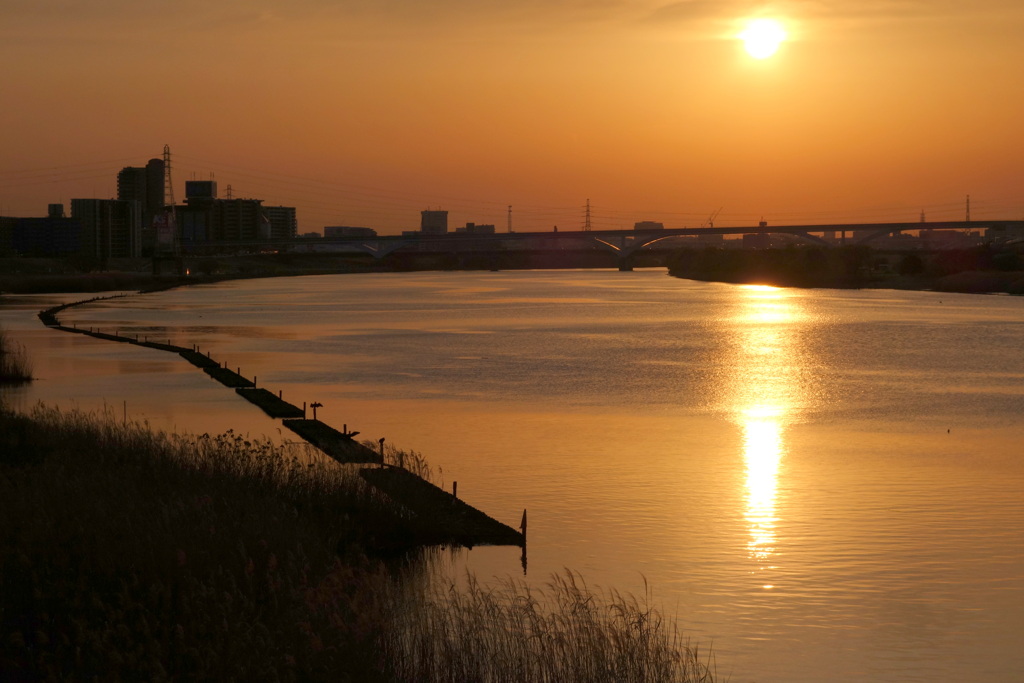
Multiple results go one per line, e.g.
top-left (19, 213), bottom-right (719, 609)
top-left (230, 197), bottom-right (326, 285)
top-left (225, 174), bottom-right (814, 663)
top-left (728, 285), bottom-right (809, 588)
top-left (743, 404), bottom-right (783, 567)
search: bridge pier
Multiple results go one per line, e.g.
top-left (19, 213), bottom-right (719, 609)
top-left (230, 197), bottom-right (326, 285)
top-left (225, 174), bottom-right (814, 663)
top-left (617, 256), bottom-right (634, 272)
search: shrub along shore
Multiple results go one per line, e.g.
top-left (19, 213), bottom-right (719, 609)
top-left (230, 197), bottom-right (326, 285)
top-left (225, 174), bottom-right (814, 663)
top-left (0, 406), bottom-right (715, 681)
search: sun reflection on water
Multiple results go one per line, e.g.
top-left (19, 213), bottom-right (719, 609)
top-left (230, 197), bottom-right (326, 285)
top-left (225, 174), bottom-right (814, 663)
top-left (727, 285), bottom-right (809, 579)
top-left (742, 405), bottom-right (783, 562)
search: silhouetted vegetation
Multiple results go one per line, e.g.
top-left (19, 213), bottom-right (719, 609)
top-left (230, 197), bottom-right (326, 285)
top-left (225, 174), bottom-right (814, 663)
top-left (668, 245), bottom-right (872, 288)
top-left (386, 571), bottom-right (715, 682)
top-left (668, 244), bottom-right (1024, 294)
top-left (0, 257), bottom-right (169, 294)
top-left (0, 406), bottom-right (714, 681)
top-left (897, 252), bottom-right (925, 276)
top-left (0, 327), bottom-right (32, 384)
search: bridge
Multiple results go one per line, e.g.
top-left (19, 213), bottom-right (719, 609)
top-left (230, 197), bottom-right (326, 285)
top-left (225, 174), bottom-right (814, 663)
top-left (175, 219), bottom-right (1024, 271)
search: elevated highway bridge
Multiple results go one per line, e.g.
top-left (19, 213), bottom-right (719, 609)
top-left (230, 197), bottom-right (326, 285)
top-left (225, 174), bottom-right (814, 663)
top-left (176, 219), bottom-right (1023, 271)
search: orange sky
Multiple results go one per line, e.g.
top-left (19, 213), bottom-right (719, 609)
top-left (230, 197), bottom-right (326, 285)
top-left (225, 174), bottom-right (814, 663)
top-left (2, 1), bottom-right (1023, 234)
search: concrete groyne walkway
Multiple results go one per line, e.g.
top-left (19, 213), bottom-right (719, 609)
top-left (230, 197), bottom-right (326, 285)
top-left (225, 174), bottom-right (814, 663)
top-left (37, 292), bottom-right (525, 550)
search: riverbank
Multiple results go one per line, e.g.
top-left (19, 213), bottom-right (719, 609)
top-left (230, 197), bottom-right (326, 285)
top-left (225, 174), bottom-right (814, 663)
top-left (0, 405), bottom-right (715, 682)
top-left (0, 254), bottom-right (382, 295)
top-left (667, 245), bottom-right (1024, 294)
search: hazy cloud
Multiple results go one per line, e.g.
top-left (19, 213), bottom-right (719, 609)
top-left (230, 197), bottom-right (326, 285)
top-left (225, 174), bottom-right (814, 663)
top-left (644, 0), bottom-right (1022, 27)
top-left (645, 1), bottom-right (724, 23)
top-left (5, 0), bottom-right (1021, 45)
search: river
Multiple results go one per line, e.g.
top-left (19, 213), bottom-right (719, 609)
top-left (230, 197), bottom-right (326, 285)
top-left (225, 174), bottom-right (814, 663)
top-left (3, 269), bottom-right (1023, 682)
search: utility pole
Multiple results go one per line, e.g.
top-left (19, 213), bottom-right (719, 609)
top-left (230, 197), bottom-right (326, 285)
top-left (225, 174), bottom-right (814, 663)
top-left (966, 194), bottom-right (971, 222)
top-left (154, 144), bottom-right (181, 271)
top-left (584, 199), bottom-right (592, 231)
top-left (507, 205), bottom-right (512, 233)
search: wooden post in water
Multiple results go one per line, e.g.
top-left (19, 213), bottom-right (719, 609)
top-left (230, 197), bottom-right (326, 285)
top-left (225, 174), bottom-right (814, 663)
top-left (453, 481), bottom-right (458, 499)
top-left (278, 390), bottom-right (282, 399)
top-left (520, 519), bottom-right (528, 575)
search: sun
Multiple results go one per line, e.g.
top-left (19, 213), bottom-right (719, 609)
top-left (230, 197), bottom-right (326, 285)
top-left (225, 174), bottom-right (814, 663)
top-left (740, 18), bottom-right (786, 59)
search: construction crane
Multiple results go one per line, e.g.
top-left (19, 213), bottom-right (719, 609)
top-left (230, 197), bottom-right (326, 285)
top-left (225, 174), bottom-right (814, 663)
top-left (702, 207), bottom-right (723, 229)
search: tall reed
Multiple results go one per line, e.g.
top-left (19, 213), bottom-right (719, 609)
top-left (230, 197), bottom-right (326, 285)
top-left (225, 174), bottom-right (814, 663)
top-left (0, 326), bottom-right (33, 384)
top-left (0, 405), bottom-right (407, 680)
top-left (0, 405), bottom-right (716, 682)
top-left (382, 570), bottom-right (715, 683)
top-left (368, 439), bottom-right (434, 481)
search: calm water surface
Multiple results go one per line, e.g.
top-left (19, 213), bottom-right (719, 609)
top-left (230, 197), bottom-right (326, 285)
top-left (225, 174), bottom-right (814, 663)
top-left (3, 270), bottom-right (1024, 682)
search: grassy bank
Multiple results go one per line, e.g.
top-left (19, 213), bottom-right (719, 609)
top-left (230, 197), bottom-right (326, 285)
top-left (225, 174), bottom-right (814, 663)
top-left (0, 406), bottom-right (715, 681)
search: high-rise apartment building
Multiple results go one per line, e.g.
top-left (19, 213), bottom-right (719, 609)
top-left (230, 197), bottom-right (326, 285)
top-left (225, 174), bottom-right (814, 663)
top-left (117, 158), bottom-right (165, 253)
top-left (71, 198), bottom-right (141, 261)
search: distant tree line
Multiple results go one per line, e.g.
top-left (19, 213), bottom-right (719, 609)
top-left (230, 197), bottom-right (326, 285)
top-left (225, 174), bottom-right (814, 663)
top-left (667, 245), bottom-right (873, 288)
top-left (667, 244), bottom-right (1024, 291)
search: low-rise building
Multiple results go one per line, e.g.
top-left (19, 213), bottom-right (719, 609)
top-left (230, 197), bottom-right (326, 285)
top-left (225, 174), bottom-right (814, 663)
top-left (455, 223), bottom-right (495, 235)
top-left (325, 226), bottom-right (377, 238)
top-left (421, 210), bottom-right (448, 234)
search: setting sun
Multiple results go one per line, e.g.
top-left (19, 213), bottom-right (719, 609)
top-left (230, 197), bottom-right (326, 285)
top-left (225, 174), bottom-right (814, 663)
top-left (740, 18), bottom-right (787, 59)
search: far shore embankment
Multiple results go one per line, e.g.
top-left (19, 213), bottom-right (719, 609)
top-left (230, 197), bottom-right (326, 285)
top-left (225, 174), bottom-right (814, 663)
top-left (0, 253), bottom-right (388, 295)
top-left (667, 244), bottom-right (1024, 295)
top-left (4, 244), bottom-right (1024, 297)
